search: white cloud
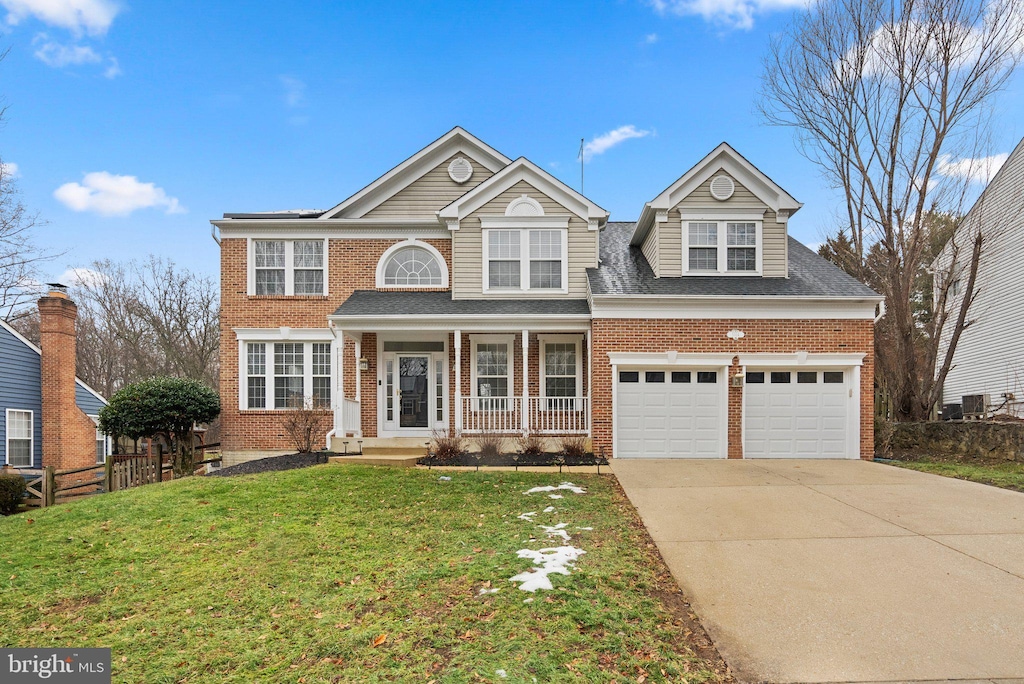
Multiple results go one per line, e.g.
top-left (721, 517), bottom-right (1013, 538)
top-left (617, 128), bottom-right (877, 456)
top-left (57, 267), bottom-right (107, 288)
top-left (643, 32), bottom-right (659, 43)
top-left (54, 172), bottom-right (186, 216)
top-left (937, 153), bottom-right (1009, 184)
top-left (646, 0), bottom-right (806, 30)
top-left (280, 75), bottom-right (306, 108)
top-left (103, 55), bottom-right (120, 78)
top-left (0, 0), bottom-right (119, 35)
top-left (32, 32), bottom-right (100, 66)
top-left (1, 161), bottom-right (19, 178)
top-left (581, 125), bottom-right (652, 161)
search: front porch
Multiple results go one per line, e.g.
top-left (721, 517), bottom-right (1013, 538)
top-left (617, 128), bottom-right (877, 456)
top-left (331, 325), bottom-right (592, 441)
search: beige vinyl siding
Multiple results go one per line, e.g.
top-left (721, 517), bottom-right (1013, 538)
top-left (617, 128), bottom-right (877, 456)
top-left (364, 155), bottom-right (495, 218)
top-left (641, 225), bottom-right (661, 277)
top-left (673, 171), bottom-right (788, 278)
top-left (453, 180), bottom-right (597, 299)
top-left (660, 214), bottom-right (684, 277)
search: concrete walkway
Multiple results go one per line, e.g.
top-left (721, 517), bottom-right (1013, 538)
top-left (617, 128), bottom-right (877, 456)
top-left (611, 459), bottom-right (1024, 684)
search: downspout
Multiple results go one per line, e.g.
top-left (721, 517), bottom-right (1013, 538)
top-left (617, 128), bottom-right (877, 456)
top-left (874, 299), bottom-right (887, 324)
top-left (210, 223), bottom-right (221, 246)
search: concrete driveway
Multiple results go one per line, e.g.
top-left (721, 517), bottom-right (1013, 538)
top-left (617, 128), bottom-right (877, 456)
top-left (611, 459), bottom-right (1024, 684)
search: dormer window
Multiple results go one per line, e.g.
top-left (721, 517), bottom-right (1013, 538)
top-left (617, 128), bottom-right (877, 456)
top-left (684, 220), bottom-right (762, 275)
top-left (483, 228), bottom-right (567, 292)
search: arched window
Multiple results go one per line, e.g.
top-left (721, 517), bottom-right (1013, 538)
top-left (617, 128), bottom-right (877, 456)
top-left (382, 246), bottom-right (444, 287)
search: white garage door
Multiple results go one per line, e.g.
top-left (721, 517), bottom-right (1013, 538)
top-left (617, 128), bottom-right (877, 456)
top-left (744, 369), bottom-right (853, 459)
top-left (616, 368), bottom-right (726, 458)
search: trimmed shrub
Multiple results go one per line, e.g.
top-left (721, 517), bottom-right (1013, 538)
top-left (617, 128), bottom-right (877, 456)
top-left (559, 435), bottom-right (589, 460)
top-left (430, 429), bottom-right (464, 465)
top-left (516, 432), bottom-right (546, 457)
top-left (475, 432), bottom-right (506, 459)
top-left (0, 474), bottom-right (26, 515)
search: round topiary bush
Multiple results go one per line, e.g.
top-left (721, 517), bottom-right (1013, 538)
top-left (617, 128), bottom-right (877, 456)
top-left (0, 473), bottom-right (27, 515)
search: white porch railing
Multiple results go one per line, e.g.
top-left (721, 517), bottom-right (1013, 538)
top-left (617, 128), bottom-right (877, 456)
top-left (460, 397), bottom-right (589, 435)
top-left (341, 398), bottom-right (361, 436)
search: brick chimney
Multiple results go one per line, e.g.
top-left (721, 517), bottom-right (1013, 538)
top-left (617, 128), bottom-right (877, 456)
top-left (38, 284), bottom-right (97, 470)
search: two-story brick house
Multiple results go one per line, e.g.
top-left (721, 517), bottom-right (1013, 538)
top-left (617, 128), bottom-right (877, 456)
top-left (213, 128), bottom-right (881, 465)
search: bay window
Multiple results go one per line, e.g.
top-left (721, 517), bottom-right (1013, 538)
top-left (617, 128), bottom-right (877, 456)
top-left (250, 239), bottom-right (327, 296)
top-left (685, 220), bottom-right (761, 274)
top-left (243, 340), bottom-right (332, 410)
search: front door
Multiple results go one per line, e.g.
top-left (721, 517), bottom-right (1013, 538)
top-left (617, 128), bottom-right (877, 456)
top-left (398, 355), bottom-right (430, 428)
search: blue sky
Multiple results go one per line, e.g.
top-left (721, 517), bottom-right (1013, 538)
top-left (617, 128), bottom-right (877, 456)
top-left (1, 0), bottom-right (1023, 284)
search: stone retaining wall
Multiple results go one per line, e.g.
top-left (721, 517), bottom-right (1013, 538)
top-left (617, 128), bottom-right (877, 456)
top-left (888, 421), bottom-right (1024, 461)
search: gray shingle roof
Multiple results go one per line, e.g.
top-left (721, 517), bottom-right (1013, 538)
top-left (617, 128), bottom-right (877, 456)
top-left (589, 222), bottom-right (881, 298)
top-left (332, 290), bottom-right (591, 317)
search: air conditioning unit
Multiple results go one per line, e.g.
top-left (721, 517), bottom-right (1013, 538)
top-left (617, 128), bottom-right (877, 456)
top-left (962, 394), bottom-right (990, 419)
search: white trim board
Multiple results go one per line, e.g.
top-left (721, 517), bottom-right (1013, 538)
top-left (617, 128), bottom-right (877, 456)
top-left (590, 297), bottom-right (880, 320)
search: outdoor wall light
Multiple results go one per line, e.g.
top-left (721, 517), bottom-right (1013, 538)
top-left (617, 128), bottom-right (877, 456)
top-left (731, 370), bottom-right (745, 387)
top-left (358, 357), bottom-right (369, 371)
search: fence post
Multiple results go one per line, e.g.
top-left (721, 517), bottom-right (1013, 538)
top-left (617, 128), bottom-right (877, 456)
top-left (158, 444), bottom-right (166, 480)
top-left (43, 466), bottom-right (55, 507)
top-left (104, 457), bottom-right (113, 493)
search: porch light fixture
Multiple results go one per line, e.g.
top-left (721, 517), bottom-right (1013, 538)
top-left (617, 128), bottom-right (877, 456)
top-left (731, 370), bottom-right (745, 387)
top-left (358, 357), bottom-right (369, 371)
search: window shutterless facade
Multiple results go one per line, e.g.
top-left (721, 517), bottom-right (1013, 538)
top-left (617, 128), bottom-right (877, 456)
top-left (5, 409), bottom-right (32, 467)
top-left (249, 239), bottom-right (328, 296)
top-left (684, 220), bottom-right (762, 274)
top-left (483, 229), bottom-right (567, 292)
top-left (243, 341), bottom-right (332, 410)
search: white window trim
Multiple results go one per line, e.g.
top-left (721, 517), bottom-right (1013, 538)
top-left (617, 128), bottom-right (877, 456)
top-left (88, 415), bottom-right (111, 463)
top-left (374, 239), bottom-right (449, 289)
top-left (238, 338), bottom-right (333, 411)
top-left (5, 408), bottom-right (33, 468)
top-left (538, 334), bottom-right (583, 401)
top-left (470, 334), bottom-right (515, 405)
top-left (682, 219), bottom-right (762, 276)
top-left (247, 238), bottom-right (329, 296)
top-left (482, 228), bottom-right (569, 294)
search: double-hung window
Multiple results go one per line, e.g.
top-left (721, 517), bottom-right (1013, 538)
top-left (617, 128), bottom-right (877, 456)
top-left (685, 220), bottom-right (761, 274)
top-left (251, 239), bottom-right (327, 295)
top-left (540, 336), bottom-right (581, 411)
top-left (485, 229), bottom-right (565, 292)
top-left (89, 416), bottom-right (110, 464)
top-left (473, 338), bottom-right (513, 410)
top-left (243, 340), bottom-right (332, 410)
top-left (5, 409), bottom-right (32, 467)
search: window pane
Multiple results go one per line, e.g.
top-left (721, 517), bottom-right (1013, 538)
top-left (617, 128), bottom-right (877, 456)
top-left (7, 410), bottom-right (31, 467)
top-left (529, 260), bottom-right (562, 289)
top-left (671, 371), bottom-right (691, 383)
top-left (384, 247), bottom-right (443, 286)
top-left (476, 344), bottom-right (508, 376)
top-left (488, 230), bottom-right (520, 259)
top-left (294, 269), bottom-right (323, 295)
top-left (545, 377), bottom-right (576, 397)
top-left (275, 343), bottom-right (304, 376)
top-left (529, 230), bottom-right (561, 259)
top-left (697, 371), bottom-right (717, 383)
top-left (823, 371), bottom-right (845, 384)
top-left (312, 377), bottom-right (331, 407)
top-left (646, 371), bottom-right (665, 383)
top-left (247, 343), bottom-right (266, 375)
top-left (745, 372), bottom-right (765, 384)
top-left (544, 343), bottom-right (576, 376)
top-left (488, 261), bottom-right (520, 288)
top-left (688, 223), bottom-right (718, 245)
top-left (727, 223), bottom-right (757, 246)
top-left (9, 410), bottom-right (31, 439)
top-left (255, 269), bottom-right (285, 295)
top-left (797, 371), bottom-right (818, 384)
top-left (254, 240), bottom-right (285, 267)
top-left (312, 343), bottom-right (331, 376)
top-left (770, 371), bottom-right (791, 384)
top-left (274, 377), bottom-right (304, 409)
top-left (727, 247), bottom-right (757, 271)
top-left (619, 371), bottom-right (639, 383)
top-left (477, 377), bottom-right (508, 397)
top-left (248, 377), bottom-right (266, 409)
top-left (293, 240), bottom-right (323, 268)
top-left (689, 247), bottom-right (717, 270)
top-left (97, 437), bottom-right (106, 464)
top-left (9, 440), bottom-right (31, 467)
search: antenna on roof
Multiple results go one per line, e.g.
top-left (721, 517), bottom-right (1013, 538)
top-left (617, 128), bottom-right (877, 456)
top-left (578, 137), bottom-right (585, 194)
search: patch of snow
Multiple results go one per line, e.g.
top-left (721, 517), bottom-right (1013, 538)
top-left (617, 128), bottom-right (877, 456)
top-left (438, 476), bottom-right (452, 481)
top-left (543, 506), bottom-right (555, 513)
top-left (523, 597), bottom-right (534, 603)
top-left (478, 587), bottom-right (500, 596)
top-left (524, 482), bottom-right (586, 496)
top-left (496, 669), bottom-right (508, 678)
top-left (538, 522), bottom-right (571, 542)
top-left (517, 511), bottom-right (537, 521)
top-left (509, 546), bottom-right (586, 592)
top-left (548, 494), bottom-right (563, 499)
top-left (575, 526), bottom-right (593, 531)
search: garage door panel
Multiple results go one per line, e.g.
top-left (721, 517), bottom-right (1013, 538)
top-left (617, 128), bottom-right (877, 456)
top-left (745, 367), bottom-right (854, 459)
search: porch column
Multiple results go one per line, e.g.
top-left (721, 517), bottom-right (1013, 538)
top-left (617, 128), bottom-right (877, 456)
top-left (336, 333), bottom-right (345, 436)
top-left (454, 330), bottom-right (462, 433)
top-left (354, 338), bottom-right (362, 403)
top-left (522, 329), bottom-right (529, 434)
top-left (585, 327), bottom-right (592, 434)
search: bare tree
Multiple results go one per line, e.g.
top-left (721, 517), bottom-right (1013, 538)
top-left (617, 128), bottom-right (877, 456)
top-left (0, 159), bottom-right (54, 321)
top-left (760, 0), bottom-right (1024, 420)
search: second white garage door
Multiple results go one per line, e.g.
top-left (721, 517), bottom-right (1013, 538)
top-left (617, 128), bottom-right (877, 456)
top-left (616, 369), bottom-right (726, 458)
top-left (744, 368), bottom-right (853, 458)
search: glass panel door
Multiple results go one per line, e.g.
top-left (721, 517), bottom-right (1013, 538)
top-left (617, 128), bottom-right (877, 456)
top-left (398, 355), bottom-right (430, 428)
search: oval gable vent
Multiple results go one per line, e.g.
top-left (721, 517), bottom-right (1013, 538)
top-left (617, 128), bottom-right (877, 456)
top-left (447, 157), bottom-right (473, 184)
top-left (709, 174), bottom-right (735, 201)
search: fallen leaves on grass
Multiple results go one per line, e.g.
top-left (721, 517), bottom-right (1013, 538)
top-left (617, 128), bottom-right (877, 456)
top-left (371, 633), bottom-right (387, 647)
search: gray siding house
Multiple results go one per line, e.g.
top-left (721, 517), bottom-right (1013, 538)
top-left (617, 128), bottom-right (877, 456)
top-left (0, 319), bottom-right (107, 469)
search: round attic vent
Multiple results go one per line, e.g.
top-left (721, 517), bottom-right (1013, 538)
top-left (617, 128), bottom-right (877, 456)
top-left (447, 157), bottom-right (473, 184)
top-left (709, 174), bottom-right (735, 201)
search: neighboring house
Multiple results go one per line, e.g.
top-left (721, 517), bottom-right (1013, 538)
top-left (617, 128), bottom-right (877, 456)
top-left (0, 287), bottom-right (109, 470)
top-left (936, 136), bottom-right (1024, 417)
top-left (212, 128), bottom-right (881, 464)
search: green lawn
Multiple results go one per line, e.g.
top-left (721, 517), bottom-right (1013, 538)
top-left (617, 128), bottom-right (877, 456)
top-left (0, 465), bottom-right (727, 683)
top-left (889, 458), bottom-right (1024, 492)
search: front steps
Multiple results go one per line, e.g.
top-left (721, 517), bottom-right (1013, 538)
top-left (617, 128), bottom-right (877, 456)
top-left (329, 436), bottom-right (430, 463)
top-left (328, 454), bottom-right (420, 468)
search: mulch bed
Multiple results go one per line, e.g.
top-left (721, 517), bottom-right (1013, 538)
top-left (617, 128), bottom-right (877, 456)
top-left (418, 452), bottom-right (609, 468)
top-left (209, 452), bottom-right (335, 477)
